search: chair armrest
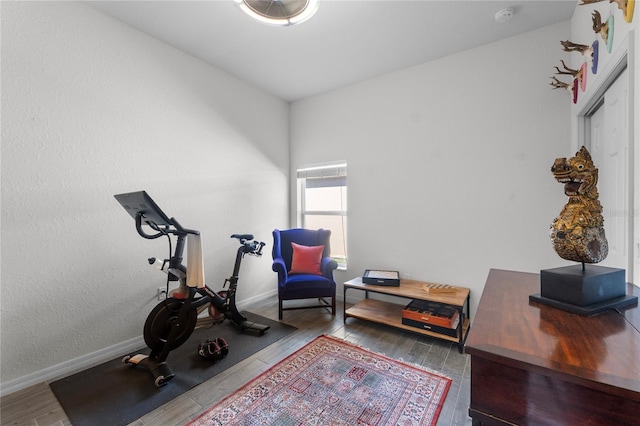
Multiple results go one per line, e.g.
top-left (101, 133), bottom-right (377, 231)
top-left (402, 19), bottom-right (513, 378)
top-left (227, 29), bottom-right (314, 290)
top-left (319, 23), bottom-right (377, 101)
top-left (321, 257), bottom-right (338, 278)
top-left (272, 257), bottom-right (288, 283)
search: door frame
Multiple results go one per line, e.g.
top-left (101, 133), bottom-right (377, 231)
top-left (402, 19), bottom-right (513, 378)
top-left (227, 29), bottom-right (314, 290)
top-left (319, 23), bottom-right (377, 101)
top-left (574, 31), bottom-right (636, 283)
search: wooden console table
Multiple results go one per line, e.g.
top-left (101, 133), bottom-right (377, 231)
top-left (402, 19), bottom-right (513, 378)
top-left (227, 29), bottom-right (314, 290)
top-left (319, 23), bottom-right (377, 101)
top-left (466, 269), bottom-right (640, 425)
top-left (343, 277), bottom-right (470, 353)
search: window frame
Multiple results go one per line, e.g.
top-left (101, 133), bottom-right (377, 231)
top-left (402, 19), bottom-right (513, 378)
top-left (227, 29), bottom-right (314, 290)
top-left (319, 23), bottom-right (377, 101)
top-left (297, 162), bottom-right (347, 269)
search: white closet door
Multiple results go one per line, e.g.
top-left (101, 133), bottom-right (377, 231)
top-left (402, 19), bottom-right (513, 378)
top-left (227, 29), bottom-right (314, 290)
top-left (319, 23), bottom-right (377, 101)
top-left (589, 68), bottom-right (630, 276)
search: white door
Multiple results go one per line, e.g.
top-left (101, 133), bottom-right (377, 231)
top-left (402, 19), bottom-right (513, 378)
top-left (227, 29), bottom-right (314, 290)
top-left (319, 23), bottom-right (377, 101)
top-left (588, 68), bottom-right (630, 276)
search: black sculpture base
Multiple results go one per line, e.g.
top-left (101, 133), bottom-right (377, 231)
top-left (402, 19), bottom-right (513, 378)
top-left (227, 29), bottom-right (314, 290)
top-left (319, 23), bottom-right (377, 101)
top-left (540, 264), bottom-right (626, 305)
top-left (529, 292), bottom-right (638, 316)
top-left (530, 264), bottom-right (638, 316)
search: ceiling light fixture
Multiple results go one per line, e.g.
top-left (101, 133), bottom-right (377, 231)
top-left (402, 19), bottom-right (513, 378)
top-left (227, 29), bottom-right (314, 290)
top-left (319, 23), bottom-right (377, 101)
top-left (235, 0), bottom-right (319, 26)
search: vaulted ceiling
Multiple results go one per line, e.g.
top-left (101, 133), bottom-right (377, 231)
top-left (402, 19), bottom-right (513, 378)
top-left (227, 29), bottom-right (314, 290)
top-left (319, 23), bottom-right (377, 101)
top-left (87, 1), bottom-right (576, 102)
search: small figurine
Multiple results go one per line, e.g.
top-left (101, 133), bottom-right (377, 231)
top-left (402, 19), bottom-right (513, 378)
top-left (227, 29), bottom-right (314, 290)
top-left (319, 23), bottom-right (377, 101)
top-left (592, 10), bottom-right (615, 52)
top-left (560, 40), bottom-right (598, 73)
top-left (580, 0), bottom-right (633, 23)
top-left (554, 59), bottom-right (587, 92)
top-left (550, 76), bottom-right (578, 104)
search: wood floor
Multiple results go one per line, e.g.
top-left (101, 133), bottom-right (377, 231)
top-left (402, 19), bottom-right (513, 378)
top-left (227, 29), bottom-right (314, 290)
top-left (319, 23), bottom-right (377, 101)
top-left (1, 298), bottom-right (472, 425)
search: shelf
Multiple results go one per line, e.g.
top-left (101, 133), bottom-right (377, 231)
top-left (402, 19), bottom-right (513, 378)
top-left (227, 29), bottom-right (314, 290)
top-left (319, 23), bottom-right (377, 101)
top-left (343, 277), bottom-right (471, 352)
top-left (344, 278), bottom-right (469, 306)
top-left (345, 298), bottom-right (469, 343)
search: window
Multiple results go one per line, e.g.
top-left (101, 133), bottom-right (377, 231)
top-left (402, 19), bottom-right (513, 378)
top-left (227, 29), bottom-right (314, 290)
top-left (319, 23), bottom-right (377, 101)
top-left (297, 162), bottom-right (347, 269)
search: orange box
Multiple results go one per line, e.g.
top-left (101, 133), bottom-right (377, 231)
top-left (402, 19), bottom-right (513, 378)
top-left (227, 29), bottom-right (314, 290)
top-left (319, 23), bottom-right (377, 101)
top-left (402, 300), bottom-right (460, 329)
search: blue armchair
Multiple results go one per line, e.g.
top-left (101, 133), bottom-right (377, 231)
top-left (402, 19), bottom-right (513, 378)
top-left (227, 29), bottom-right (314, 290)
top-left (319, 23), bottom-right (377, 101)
top-left (272, 228), bottom-right (338, 319)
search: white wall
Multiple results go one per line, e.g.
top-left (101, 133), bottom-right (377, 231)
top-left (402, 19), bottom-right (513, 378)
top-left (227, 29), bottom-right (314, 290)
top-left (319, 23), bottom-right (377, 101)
top-left (7, 2), bottom-right (620, 396)
top-left (290, 22), bottom-right (572, 318)
top-left (569, 2), bottom-right (639, 285)
top-left (1, 2), bottom-right (289, 391)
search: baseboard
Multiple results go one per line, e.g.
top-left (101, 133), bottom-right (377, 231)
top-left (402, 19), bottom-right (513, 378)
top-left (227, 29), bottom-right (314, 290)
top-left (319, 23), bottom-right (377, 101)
top-left (236, 288), bottom-right (277, 310)
top-left (0, 335), bottom-right (145, 397)
top-left (0, 289), bottom-right (278, 397)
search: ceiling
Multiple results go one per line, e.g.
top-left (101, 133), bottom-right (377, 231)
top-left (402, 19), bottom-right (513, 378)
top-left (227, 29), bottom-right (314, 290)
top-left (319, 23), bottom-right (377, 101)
top-left (86, 1), bottom-right (577, 102)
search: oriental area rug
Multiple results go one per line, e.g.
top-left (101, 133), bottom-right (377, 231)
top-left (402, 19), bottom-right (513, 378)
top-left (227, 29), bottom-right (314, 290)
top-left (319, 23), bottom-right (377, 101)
top-left (188, 334), bottom-right (452, 426)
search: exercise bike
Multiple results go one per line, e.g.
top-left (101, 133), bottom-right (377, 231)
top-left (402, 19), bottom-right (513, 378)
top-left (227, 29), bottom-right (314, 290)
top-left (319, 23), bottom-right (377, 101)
top-left (114, 191), bottom-right (270, 387)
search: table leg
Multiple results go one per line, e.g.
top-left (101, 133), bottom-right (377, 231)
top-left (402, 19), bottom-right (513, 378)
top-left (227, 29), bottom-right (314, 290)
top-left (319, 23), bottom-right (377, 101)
top-left (343, 286), bottom-right (348, 323)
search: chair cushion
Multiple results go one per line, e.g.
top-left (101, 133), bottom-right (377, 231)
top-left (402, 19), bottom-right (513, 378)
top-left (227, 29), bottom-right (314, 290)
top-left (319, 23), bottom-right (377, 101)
top-left (281, 274), bottom-right (334, 297)
top-left (288, 242), bottom-right (324, 275)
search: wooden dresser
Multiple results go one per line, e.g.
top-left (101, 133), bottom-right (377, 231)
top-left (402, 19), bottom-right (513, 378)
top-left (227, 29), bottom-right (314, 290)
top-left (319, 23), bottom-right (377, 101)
top-left (466, 269), bottom-right (640, 425)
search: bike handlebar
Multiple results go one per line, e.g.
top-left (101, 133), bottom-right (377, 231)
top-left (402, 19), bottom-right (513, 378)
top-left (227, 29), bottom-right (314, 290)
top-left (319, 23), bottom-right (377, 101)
top-left (135, 212), bottom-right (166, 239)
top-left (247, 240), bottom-right (266, 256)
top-left (135, 212), bottom-right (199, 240)
top-left (231, 234), bottom-right (265, 256)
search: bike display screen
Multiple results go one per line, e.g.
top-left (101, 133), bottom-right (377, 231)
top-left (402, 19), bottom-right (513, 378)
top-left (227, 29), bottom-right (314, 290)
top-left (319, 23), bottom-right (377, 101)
top-left (114, 190), bottom-right (172, 226)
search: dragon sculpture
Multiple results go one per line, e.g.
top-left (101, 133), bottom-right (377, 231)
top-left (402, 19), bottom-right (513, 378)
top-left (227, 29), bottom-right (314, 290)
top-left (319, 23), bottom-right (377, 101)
top-left (550, 146), bottom-right (608, 264)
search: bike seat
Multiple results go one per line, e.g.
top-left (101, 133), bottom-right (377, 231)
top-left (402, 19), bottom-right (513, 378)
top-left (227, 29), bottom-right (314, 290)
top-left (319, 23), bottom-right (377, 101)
top-left (231, 234), bottom-right (253, 241)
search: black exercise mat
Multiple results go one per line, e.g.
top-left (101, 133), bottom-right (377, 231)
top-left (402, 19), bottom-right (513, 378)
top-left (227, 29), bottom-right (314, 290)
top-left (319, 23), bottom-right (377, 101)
top-left (50, 312), bottom-right (296, 426)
